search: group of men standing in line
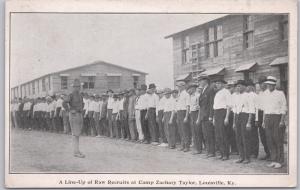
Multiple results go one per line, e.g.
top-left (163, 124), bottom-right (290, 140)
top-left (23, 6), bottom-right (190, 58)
top-left (10, 75), bottom-right (287, 169)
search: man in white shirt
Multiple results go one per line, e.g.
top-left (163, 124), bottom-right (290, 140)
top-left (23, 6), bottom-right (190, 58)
top-left (156, 89), bottom-right (167, 147)
top-left (246, 80), bottom-right (259, 159)
top-left (163, 88), bottom-right (176, 149)
top-left (23, 97), bottom-right (33, 130)
top-left (87, 95), bottom-right (97, 136)
top-left (145, 83), bottom-right (160, 145)
top-left (112, 94), bottom-right (120, 138)
top-left (187, 83), bottom-right (202, 155)
top-left (118, 92), bottom-right (126, 139)
top-left (263, 76), bottom-right (287, 169)
top-left (255, 76), bottom-right (270, 160)
top-left (139, 84), bottom-right (151, 144)
top-left (94, 95), bottom-right (101, 137)
top-left (134, 88), bottom-right (144, 142)
top-left (60, 94), bottom-right (71, 134)
top-left (176, 81), bottom-right (191, 152)
top-left (106, 89), bottom-right (114, 138)
top-left (233, 80), bottom-right (253, 164)
top-left (226, 82), bottom-right (238, 155)
top-left (212, 79), bottom-right (231, 161)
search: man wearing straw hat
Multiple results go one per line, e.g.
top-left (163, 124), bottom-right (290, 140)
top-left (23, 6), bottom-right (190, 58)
top-left (263, 76), bottom-right (287, 169)
top-left (62, 79), bottom-right (85, 158)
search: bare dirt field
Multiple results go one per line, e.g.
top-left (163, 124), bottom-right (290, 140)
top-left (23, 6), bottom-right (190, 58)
top-left (10, 128), bottom-right (288, 174)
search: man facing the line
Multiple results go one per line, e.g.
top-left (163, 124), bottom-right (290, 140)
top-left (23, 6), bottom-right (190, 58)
top-left (62, 79), bottom-right (85, 158)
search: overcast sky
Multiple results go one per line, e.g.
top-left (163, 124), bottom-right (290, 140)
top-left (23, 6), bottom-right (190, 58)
top-left (10, 13), bottom-right (225, 89)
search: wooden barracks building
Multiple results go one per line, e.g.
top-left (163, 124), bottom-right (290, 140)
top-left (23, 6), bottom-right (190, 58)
top-left (165, 14), bottom-right (288, 94)
top-left (11, 61), bottom-right (147, 99)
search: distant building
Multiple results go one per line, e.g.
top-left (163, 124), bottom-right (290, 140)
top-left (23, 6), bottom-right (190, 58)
top-left (11, 61), bottom-right (147, 98)
top-left (165, 14), bottom-right (288, 94)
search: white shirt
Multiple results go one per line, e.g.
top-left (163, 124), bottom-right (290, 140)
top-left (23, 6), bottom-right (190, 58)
top-left (118, 98), bottom-right (125, 111)
top-left (244, 92), bottom-right (257, 114)
top-left (40, 102), bottom-right (47, 112)
top-left (107, 97), bottom-right (114, 110)
top-left (232, 93), bottom-right (247, 114)
top-left (83, 98), bottom-right (90, 110)
top-left (90, 101), bottom-right (100, 112)
top-left (229, 92), bottom-right (239, 113)
top-left (176, 90), bottom-right (190, 111)
top-left (157, 96), bottom-right (166, 111)
top-left (164, 97), bottom-right (176, 112)
top-left (189, 92), bottom-right (200, 112)
top-left (112, 100), bottom-right (120, 114)
top-left (262, 89), bottom-right (287, 115)
top-left (147, 93), bottom-right (159, 108)
top-left (213, 88), bottom-right (231, 110)
top-left (138, 93), bottom-right (149, 110)
top-left (256, 90), bottom-right (267, 111)
top-left (56, 98), bottom-right (63, 108)
top-left (23, 102), bottom-right (32, 111)
top-left (49, 101), bottom-right (56, 112)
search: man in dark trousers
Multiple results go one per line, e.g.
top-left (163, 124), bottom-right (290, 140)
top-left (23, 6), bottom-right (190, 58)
top-left (255, 76), bottom-right (271, 160)
top-left (196, 76), bottom-right (215, 158)
top-left (62, 79), bottom-right (85, 158)
top-left (212, 79), bottom-right (231, 161)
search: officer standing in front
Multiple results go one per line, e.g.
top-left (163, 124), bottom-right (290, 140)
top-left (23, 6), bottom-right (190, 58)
top-left (62, 79), bottom-right (85, 158)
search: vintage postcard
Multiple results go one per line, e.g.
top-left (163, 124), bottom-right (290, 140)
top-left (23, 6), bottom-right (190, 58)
top-left (5, 0), bottom-right (297, 188)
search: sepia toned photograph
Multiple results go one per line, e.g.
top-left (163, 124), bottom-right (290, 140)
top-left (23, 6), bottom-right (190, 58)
top-left (5, 0), bottom-right (297, 188)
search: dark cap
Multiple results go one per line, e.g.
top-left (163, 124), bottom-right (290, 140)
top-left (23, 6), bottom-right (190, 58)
top-left (107, 89), bottom-right (114, 93)
top-left (72, 79), bottom-right (81, 87)
top-left (148, 83), bottom-right (156, 89)
top-left (198, 75), bottom-right (210, 81)
top-left (172, 89), bottom-right (179, 94)
top-left (258, 76), bottom-right (267, 84)
top-left (140, 84), bottom-right (147, 91)
top-left (235, 80), bottom-right (247, 86)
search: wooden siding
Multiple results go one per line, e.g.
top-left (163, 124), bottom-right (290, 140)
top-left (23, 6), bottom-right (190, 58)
top-left (172, 14), bottom-right (288, 84)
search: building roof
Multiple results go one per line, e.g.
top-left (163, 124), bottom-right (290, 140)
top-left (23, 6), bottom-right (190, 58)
top-left (13, 60), bottom-right (148, 88)
top-left (200, 67), bottom-right (225, 76)
top-left (175, 73), bottom-right (192, 82)
top-left (165, 15), bottom-right (228, 39)
top-left (235, 61), bottom-right (257, 72)
top-left (270, 56), bottom-right (288, 66)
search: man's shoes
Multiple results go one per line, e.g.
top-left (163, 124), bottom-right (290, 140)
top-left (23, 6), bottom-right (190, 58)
top-left (206, 154), bottom-right (215, 158)
top-left (274, 162), bottom-right (282, 169)
top-left (178, 147), bottom-right (185, 151)
top-left (217, 155), bottom-right (223, 160)
top-left (159, 143), bottom-right (168, 147)
top-left (235, 159), bottom-right (244, 163)
top-left (183, 148), bottom-right (190, 152)
top-left (192, 151), bottom-right (201, 155)
top-left (267, 162), bottom-right (276, 168)
top-left (169, 146), bottom-right (175, 149)
top-left (259, 155), bottom-right (271, 160)
top-left (74, 152), bottom-right (85, 158)
top-left (151, 142), bottom-right (159, 146)
top-left (222, 157), bottom-right (229, 161)
top-left (243, 159), bottom-right (250, 164)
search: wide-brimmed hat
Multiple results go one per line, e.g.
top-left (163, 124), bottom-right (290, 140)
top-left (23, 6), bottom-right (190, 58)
top-left (213, 79), bottom-right (227, 84)
top-left (264, 76), bottom-right (277, 85)
top-left (198, 75), bottom-right (210, 81)
top-left (72, 79), bottom-right (81, 87)
top-left (187, 83), bottom-right (198, 90)
top-left (235, 80), bottom-right (247, 86)
top-left (176, 81), bottom-right (186, 87)
top-left (227, 81), bottom-right (236, 87)
top-left (148, 83), bottom-right (156, 89)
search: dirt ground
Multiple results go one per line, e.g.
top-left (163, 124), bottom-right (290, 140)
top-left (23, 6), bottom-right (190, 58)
top-left (10, 128), bottom-right (288, 174)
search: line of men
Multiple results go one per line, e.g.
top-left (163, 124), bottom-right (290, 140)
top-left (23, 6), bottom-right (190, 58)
top-left (10, 75), bottom-right (287, 168)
